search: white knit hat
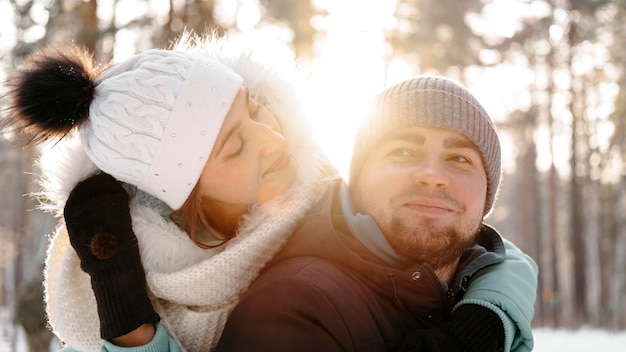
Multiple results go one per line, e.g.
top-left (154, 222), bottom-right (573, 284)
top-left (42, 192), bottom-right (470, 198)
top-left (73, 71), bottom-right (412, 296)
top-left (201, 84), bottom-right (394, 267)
top-left (80, 50), bottom-right (243, 209)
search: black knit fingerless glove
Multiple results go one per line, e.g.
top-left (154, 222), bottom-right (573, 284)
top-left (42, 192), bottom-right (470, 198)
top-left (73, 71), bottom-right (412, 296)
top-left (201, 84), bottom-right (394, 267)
top-left (64, 172), bottom-right (160, 340)
top-left (397, 304), bottom-right (505, 352)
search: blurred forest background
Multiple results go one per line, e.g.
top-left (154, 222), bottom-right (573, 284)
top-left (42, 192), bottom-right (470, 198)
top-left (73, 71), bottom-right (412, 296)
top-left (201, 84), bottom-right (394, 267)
top-left (1, 0), bottom-right (625, 351)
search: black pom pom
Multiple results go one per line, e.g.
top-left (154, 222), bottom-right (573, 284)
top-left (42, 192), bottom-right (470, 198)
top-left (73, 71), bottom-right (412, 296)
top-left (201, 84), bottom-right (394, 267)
top-left (3, 46), bottom-right (99, 143)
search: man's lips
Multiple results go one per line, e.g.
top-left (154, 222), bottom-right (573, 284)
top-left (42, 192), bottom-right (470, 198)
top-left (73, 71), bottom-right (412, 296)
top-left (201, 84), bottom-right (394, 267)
top-left (402, 198), bottom-right (457, 215)
top-left (265, 151), bottom-right (291, 175)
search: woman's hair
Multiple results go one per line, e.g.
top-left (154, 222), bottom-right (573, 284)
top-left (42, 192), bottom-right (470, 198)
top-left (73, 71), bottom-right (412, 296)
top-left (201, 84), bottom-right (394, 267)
top-left (171, 185), bottom-right (233, 249)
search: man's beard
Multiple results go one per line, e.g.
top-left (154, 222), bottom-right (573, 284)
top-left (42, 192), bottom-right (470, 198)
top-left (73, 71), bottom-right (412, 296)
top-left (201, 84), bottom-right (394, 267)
top-left (385, 217), bottom-right (480, 270)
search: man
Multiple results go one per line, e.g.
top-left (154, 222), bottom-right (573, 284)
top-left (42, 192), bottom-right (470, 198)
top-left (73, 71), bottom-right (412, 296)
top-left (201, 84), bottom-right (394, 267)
top-left (215, 76), bottom-right (538, 352)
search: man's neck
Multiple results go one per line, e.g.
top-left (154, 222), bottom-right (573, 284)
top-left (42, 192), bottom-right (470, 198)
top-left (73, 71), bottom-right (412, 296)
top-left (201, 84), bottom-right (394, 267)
top-left (433, 257), bottom-right (461, 285)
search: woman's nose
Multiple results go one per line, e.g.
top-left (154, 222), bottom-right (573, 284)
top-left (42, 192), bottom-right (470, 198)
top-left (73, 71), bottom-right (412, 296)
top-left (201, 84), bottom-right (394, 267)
top-left (253, 121), bottom-right (286, 155)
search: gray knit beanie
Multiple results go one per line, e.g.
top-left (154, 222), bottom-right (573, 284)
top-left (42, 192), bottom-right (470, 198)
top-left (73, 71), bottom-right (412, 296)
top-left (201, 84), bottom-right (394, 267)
top-left (349, 75), bottom-right (501, 216)
top-left (80, 50), bottom-right (243, 210)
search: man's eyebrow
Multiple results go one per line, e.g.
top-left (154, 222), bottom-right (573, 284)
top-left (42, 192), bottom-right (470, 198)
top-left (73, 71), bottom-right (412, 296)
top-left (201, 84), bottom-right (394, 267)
top-left (378, 130), bottom-right (426, 145)
top-left (443, 136), bottom-right (479, 151)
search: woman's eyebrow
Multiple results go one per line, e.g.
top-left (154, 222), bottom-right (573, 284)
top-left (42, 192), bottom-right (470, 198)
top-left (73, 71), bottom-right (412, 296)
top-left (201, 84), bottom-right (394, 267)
top-left (214, 121), bottom-right (240, 157)
top-left (213, 90), bottom-right (245, 157)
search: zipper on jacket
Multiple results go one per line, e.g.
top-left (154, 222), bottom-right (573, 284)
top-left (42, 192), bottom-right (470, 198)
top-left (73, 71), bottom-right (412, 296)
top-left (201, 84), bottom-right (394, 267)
top-left (447, 276), bottom-right (470, 306)
top-left (417, 263), bottom-right (453, 316)
top-left (421, 263), bottom-right (448, 294)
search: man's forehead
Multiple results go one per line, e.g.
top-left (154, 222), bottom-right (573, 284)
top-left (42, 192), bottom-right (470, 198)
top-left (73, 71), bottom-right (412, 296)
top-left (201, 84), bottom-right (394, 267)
top-left (378, 126), bottom-right (476, 147)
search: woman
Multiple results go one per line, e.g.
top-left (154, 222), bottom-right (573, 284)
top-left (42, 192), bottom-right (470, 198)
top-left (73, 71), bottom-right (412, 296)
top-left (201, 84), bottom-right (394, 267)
top-left (4, 34), bottom-right (536, 352)
top-left (5, 34), bottom-right (335, 351)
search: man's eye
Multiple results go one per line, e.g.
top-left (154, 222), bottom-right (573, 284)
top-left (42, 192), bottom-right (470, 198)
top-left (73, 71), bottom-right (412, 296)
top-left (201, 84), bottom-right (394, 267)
top-left (388, 148), bottom-right (413, 157)
top-left (450, 155), bottom-right (471, 163)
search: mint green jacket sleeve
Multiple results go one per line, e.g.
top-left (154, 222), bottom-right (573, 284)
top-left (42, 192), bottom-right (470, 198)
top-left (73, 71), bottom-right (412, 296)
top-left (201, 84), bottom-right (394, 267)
top-left (60, 324), bottom-right (181, 352)
top-left (454, 239), bottom-right (539, 352)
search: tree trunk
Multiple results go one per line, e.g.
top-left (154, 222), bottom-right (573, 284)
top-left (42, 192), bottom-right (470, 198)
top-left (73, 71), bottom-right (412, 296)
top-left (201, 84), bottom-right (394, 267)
top-left (584, 179), bottom-right (601, 325)
top-left (609, 177), bottom-right (626, 328)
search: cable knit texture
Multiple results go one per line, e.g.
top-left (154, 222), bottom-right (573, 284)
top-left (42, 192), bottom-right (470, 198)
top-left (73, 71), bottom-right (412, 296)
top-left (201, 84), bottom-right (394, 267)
top-left (40, 33), bottom-right (337, 352)
top-left (82, 50), bottom-right (242, 210)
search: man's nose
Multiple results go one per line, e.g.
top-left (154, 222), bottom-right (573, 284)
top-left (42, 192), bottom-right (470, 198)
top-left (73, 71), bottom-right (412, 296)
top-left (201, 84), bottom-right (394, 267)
top-left (410, 158), bottom-right (450, 189)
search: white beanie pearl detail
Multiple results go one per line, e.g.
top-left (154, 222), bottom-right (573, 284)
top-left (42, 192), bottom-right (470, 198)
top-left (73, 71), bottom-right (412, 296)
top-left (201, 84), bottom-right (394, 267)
top-left (81, 50), bottom-right (243, 210)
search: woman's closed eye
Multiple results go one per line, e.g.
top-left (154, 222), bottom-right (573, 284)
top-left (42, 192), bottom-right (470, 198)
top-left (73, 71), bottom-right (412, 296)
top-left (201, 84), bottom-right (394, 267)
top-left (229, 102), bottom-right (275, 159)
top-left (227, 137), bottom-right (245, 158)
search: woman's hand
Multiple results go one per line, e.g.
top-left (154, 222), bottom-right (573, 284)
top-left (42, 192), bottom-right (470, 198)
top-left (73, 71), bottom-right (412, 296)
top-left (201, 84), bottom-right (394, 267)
top-left (64, 172), bottom-right (160, 343)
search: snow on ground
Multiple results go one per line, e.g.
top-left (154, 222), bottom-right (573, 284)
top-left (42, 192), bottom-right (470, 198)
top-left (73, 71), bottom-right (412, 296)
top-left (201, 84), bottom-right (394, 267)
top-left (3, 325), bottom-right (626, 351)
top-left (533, 327), bottom-right (626, 351)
